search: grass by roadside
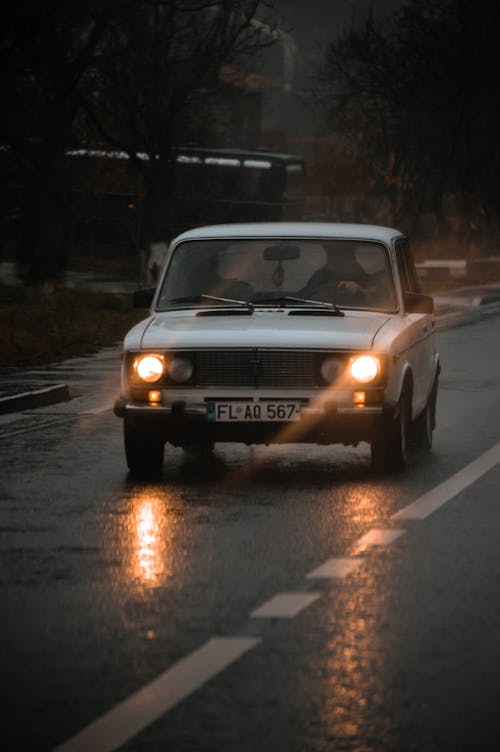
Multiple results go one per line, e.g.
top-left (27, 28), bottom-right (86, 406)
top-left (0, 284), bottom-right (143, 366)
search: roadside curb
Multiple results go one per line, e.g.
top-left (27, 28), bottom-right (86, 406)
top-left (477, 293), bottom-right (500, 307)
top-left (0, 384), bottom-right (73, 415)
top-left (435, 295), bottom-right (500, 331)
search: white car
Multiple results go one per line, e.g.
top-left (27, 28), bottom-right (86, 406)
top-left (114, 222), bottom-right (440, 474)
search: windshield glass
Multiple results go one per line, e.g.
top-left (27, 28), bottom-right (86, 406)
top-left (156, 238), bottom-right (397, 311)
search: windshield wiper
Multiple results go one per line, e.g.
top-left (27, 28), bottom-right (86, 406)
top-left (165, 294), bottom-right (253, 310)
top-left (252, 295), bottom-right (344, 313)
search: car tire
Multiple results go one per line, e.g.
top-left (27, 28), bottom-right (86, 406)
top-left (411, 372), bottom-right (438, 451)
top-left (371, 390), bottom-right (410, 473)
top-left (124, 417), bottom-right (164, 474)
top-left (411, 401), bottom-right (433, 451)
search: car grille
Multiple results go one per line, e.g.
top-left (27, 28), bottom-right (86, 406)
top-left (194, 350), bottom-right (316, 388)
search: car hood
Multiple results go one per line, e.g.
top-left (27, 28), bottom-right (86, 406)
top-left (126, 309), bottom-right (392, 351)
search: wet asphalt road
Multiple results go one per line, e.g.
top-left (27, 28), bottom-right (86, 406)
top-left (1, 310), bottom-right (500, 752)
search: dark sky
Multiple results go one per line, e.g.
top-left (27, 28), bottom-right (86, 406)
top-left (256, 1), bottom-right (404, 140)
top-left (273, 0), bottom-right (402, 54)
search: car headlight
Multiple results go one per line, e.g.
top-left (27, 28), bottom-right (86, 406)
top-left (320, 357), bottom-right (343, 383)
top-left (167, 357), bottom-right (194, 384)
top-left (134, 355), bottom-right (165, 383)
top-left (349, 355), bottom-right (380, 384)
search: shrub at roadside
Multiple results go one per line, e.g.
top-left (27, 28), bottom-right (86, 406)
top-left (0, 285), bottom-right (143, 366)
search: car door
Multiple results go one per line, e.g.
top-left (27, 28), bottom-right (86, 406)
top-left (395, 238), bottom-right (435, 415)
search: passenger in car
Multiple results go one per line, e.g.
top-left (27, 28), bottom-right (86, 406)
top-left (193, 254), bottom-right (253, 300)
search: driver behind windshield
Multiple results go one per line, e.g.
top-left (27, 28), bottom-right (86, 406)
top-left (299, 241), bottom-right (369, 301)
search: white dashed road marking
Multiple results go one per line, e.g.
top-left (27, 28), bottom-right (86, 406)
top-left (393, 441), bottom-right (500, 520)
top-left (51, 441), bottom-right (500, 752)
top-left (306, 557), bottom-right (363, 579)
top-left (52, 637), bottom-right (260, 752)
top-left (353, 528), bottom-right (406, 553)
top-left (250, 592), bottom-right (321, 619)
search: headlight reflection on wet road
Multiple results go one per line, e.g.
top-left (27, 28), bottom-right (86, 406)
top-left (134, 497), bottom-right (166, 584)
top-left (317, 567), bottom-right (392, 748)
top-left (342, 485), bottom-right (391, 527)
top-left (126, 490), bottom-right (177, 588)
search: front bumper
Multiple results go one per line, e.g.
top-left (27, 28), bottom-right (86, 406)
top-left (114, 397), bottom-right (394, 446)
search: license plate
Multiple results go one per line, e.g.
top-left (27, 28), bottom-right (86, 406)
top-left (207, 401), bottom-right (301, 422)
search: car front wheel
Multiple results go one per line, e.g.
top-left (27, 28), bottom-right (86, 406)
top-left (411, 400), bottom-right (433, 451)
top-left (371, 392), bottom-right (410, 473)
top-left (411, 373), bottom-right (438, 451)
top-left (124, 416), bottom-right (164, 474)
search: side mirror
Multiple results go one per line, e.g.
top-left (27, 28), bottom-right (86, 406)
top-left (404, 292), bottom-right (434, 314)
top-left (132, 288), bottom-right (155, 308)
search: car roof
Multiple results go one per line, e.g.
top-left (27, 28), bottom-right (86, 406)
top-left (171, 222), bottom-right (403, 245)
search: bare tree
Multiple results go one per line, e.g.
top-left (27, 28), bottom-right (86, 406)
top-left (316, 0), bottom-right (500, 238)
top-left (1, 0), bottom-right (275, 282)
top-left (85, 0), bottom-right (276, 248)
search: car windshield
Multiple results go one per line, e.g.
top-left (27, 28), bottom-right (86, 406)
top-left (156, 238), bottom-right (397, 311)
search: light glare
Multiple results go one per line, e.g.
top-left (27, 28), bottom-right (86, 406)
top-left (350, 356), bottom-right (379, 384)
top-left (136, 355), bottom-right (164, 382)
